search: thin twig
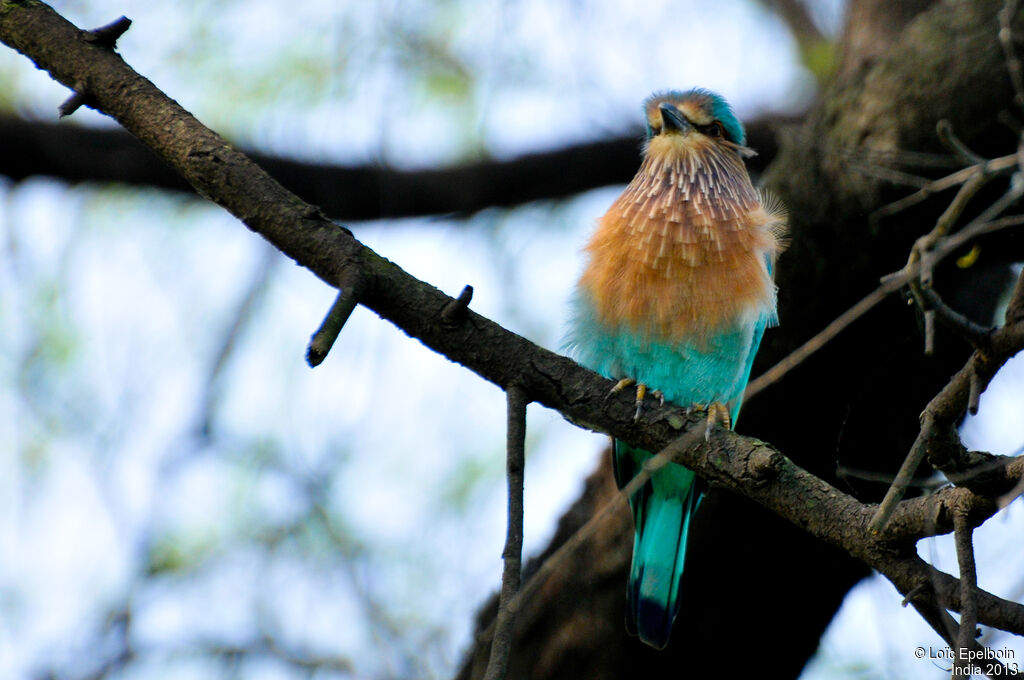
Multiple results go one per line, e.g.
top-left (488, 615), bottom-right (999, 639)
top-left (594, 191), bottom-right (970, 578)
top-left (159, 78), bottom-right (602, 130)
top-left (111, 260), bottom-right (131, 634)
top-left (904, 166), bottom-right (992, 352)
top-left (926, 492), bottom-right (963, 645)
top-left (997, 475), bottom-right (1024, 509)
top-left (924, 309), bottom-right (936, 355)
top-left (58, 88), bottom-right (87, 118)
top-left (836, 465), bottom-right (944, 488)
top-left (483, 384), bottom-right (528, 680)
top-left (901, 582), bottom-right (929, 606)
top-left (968, 369), bottom-right (983, 416)
top-left (922, 169), bottom-right (991, 255)
top-left (745, 275), bottom-right (904, 401)
top-left (872, 153), bottom-right (1018, 221)
top-left (84, 15), bottom-right (132, 49)
top-left (919, 286), bottom-right (992, 351)
top-left (935, 213), bottom-right (1024, 260)
top-left (848, 160), bottom-right (933, 189)
top-left (441, 284), bottom-right (474, 324)
top-left (937, 119), bottom-right (985, 165)
top-left (954, 508), bottom-right (979, 675)
top-left (58, 17), bottom-right (132, 118)
top-left (869, 415), bottom-right (935, 535)
top-left (306, 268), bottom-right (363, 367)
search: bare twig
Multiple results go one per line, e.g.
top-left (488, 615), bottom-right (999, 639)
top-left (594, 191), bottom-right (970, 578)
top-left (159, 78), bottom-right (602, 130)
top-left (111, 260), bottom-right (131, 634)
top-left (901, 151), bottom-right (992, 351)
top-left (848, 161), bottom-right (933, 189)
top-left (57, 85), bottom-right (88, 118)
top-left (745, 277), bottom-right (903, 401)
top-left (84, 16), bottom-right (132, 49)
top-left (872, 153), bottom-right (1018, 221)
top-left (954, 508), bottom-right (980, 675)
top-left (924, 492), bottom-right (963, 646)
top-left (483, 385), bottom-right (528, 680)
top-left (836, 465), bottom-right (942, 488)
top-left (306, 267), bottom-right (364, 367)
top-left (441, 284), bottom-right (474, 324)
top-left (919, 286), bottom-right (992, 351)
top-left (58, 17), bottom-right (131, 118)
top-left (870, 415), bottom-right (936, 535)
top-left (997, 475), bottom-right (1024, 509)
top-left (914, 168), bottom-right (991, 273)
top-left (937, 119), bottom-right (985, 165)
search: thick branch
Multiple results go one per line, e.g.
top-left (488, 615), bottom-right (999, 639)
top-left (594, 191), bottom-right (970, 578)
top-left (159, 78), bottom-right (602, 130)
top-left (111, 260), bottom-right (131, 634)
top-left (0, 112), bottom-right (788, 222)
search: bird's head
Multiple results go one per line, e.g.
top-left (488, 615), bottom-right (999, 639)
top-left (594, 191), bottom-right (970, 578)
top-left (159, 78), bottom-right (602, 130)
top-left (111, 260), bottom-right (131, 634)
top-left (642, 89), bottom-right (749, 159)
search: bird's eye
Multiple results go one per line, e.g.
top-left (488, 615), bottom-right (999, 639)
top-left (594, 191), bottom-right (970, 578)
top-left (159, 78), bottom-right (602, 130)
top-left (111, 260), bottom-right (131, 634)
top-left (707, 122), bottom-right (724, 138)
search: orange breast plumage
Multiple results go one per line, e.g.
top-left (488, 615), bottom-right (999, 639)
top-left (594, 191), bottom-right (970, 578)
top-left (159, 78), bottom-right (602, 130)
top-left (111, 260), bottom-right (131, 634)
top-left (578, 135), bottom-right (785, 344)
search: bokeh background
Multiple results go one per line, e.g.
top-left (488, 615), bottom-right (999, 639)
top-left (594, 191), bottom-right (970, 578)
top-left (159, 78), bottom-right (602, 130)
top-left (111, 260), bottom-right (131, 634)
top-left (1, 1), bottom-right (1022, 678)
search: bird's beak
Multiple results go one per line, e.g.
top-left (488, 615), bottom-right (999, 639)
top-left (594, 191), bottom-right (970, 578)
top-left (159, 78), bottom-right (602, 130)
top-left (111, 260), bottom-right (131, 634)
top-left (658, 103), bottom-right (691, 134)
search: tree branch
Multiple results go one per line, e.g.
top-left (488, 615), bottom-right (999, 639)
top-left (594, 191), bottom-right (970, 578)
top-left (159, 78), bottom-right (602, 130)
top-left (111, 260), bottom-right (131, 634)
top-left (0, 113), bottom-right (791, 222)
top-left (954, 508), bottom-right (980, 674)
top-left (483, 385), bottom-right (528, 680)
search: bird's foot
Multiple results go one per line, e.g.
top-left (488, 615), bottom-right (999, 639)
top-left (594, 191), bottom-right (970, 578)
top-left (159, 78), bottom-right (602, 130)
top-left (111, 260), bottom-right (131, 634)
top-left (608, 377), bottom-right (635, 397)
top-left (703, 402), bottom-right (732, 441)
top-left (608, 378), bottom-right (652, 422)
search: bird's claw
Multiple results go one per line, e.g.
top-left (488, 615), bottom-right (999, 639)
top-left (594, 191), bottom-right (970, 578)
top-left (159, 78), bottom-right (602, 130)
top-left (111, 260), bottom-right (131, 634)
top-left (607, 378), bottom-right (650, 422)
top-left (608, 378), bottom-right (635, 399)
top-left (703, 402), bottom-right (732, 441)
top-left (633, 383), bottom-right (647, 422)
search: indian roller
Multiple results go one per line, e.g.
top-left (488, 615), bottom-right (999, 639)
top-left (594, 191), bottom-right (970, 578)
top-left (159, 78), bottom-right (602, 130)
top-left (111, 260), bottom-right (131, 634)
top-left (566, 89), bottom-right (785, 649)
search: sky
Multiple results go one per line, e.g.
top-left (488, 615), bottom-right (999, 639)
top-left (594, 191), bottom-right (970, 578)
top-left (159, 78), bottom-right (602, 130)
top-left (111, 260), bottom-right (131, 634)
top-left (2, 1), bottom-right (1023, 679)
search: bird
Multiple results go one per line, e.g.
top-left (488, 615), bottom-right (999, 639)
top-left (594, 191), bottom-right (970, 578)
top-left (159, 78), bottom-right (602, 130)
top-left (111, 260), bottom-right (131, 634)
top-left (566, 89), bottom-right (785, 649)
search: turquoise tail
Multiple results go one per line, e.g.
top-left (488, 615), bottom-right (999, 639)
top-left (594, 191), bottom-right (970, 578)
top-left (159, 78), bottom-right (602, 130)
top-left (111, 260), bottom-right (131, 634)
top-left (615, 440), bottom-right (702, 649)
